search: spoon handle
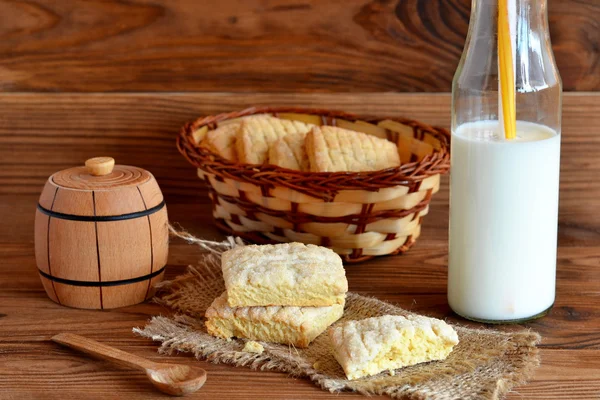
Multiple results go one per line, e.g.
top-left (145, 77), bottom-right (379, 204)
top-left (52, 333), bottom-right (156, 371)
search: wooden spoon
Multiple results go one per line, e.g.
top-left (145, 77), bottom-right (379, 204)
top-left (52, 333), bottom-right (207, 396)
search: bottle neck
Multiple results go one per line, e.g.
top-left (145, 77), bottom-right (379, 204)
top-left (453, 0), bottom-right (561, 133)
top-left (469, 0), bottom-right (550, 40)
top-left (459, 0), bottom-right (558, 90)
top-left (515, 0), bottom-right (550, 36)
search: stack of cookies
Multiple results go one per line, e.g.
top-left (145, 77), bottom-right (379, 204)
top-left (205, 242), bottom-right (348, 348)
top-left (199, 114), bottom-right (401, 172)
top-left (203, 243), bottom-right (460, 378)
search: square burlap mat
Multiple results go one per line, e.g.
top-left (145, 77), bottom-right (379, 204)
top-left (134, 236), bottom-right (540, 400)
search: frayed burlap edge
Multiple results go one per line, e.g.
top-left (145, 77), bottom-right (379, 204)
top-left (134, 234), bottom-right (541, 400)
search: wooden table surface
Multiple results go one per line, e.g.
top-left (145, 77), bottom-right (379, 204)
top-left (1, 92), bottom-right (599, 400)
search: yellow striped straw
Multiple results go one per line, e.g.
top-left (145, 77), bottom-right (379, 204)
top-left (498, 0), bottom-right (516, 140)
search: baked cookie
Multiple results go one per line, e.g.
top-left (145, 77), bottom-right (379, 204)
top-left (205, 291), bottom-right (344, 348)
top-left (305, 126), bottom-right (400, 172)
top-left (203, 123), bottom-right (240, 161)
top-left (268, 132), bottom-right (309, 170)
top-left (329, 315), bottom-right (459, 380)
top-left (221, 242), bottom-right (347, 307)
top-left (236, 116), bottom-right (314, 165)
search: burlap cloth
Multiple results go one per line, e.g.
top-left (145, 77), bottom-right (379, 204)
top-left (134, 236), bottom-right (540, 400)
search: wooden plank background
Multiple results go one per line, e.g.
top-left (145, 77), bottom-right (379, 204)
top-left (0, 0), bottom-right (598, 93)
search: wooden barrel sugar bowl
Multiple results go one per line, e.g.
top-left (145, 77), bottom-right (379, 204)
top-left (34, 157), bottom-right (169, 309)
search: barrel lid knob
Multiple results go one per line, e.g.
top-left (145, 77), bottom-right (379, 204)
top-left (85, 157), bottom-right (115, 176)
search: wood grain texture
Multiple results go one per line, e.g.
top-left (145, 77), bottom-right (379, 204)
top-left (0, 0), bottom-right (598, 93)
top-left (47, 277), bottom-right (103, 309)
top-left (1, 93), bottom-right (600, 398)
top-left (97, 219), bottom-right (151, 281)
top-left (52, 165), bottom-right (150, 191)
top-left (148, 210), bottom-right (170, 272)
top-left (33, 163), bottom-right (168, 309)
top-left (48, 219), bottom-right (98, 281)
top-left (138, 178), bottom-right (165, 209)
top-left (94, 187), bottom-right (146, 216)
top-left (52, 187), bottom-right (94, 215)
top-left (51, 333), bottom-right (207, 396)
top-left (85, 157), bottom-right (115, 176)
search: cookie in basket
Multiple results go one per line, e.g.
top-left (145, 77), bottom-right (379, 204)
top-left (268, 132), bottom-right (309, 170)
top-left (237, 115), bottom-right (314, 164)
top-left (305, 126), bottom-right (400, 172)
top-left (202, 123), bottom-right (240, 161)
top-left (199, 114), bottom-right (269, 161)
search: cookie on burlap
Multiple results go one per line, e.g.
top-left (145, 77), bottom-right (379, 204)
top-left (268, 132), bottom-right (309, 170)
top-left (236, 116), bottom-right (314, 165)
top-left (305, 126), bottom-right (400, 172)
top-left (221, 242), bottom-right (347, 307)
top-left (329, 314), bottom-right (459, 380)
top-left (205, 291), bottom-right (344, 348)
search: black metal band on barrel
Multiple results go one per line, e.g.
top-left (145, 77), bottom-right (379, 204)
top-left (38, 266), bottom-right (166, 287)
top-left (37, 200), bottom-right (165, 222)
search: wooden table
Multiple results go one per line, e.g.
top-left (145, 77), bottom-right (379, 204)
top-left (1, 93), bottom-right (599, 399)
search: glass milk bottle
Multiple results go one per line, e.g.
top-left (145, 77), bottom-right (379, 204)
top-left (449, 0), bottom-right (562, 322)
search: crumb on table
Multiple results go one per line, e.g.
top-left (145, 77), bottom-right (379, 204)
top-left (243, 340), bottom-right (264, 354)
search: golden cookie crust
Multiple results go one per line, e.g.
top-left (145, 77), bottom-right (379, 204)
top-left (328, 315), bottom-right (459, 380)
top-left (206, 291), bottom-right (344, 348)
top-left (306, 126), bottom-right (400, 172)
top-left (237, 116), bottom-right (314, 165)
top-left (222, 242), bottom-right (347, 307)
top-left (204, 123), bottom-right (240, 161)
top-left (268, 132), bottom-right (309, 170)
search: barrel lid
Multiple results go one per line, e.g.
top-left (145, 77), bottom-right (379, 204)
top-left (51, 157), bottom-right (151, 190)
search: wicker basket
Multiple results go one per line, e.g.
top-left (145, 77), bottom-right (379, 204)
top-left (177, 107), bottom-right (450, 263)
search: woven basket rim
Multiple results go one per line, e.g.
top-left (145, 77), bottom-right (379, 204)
top-left (177, 106), bottom-right (450, 200)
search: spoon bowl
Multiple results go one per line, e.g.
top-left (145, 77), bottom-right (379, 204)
top-left (146, 364), bottom-right (207, 396)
